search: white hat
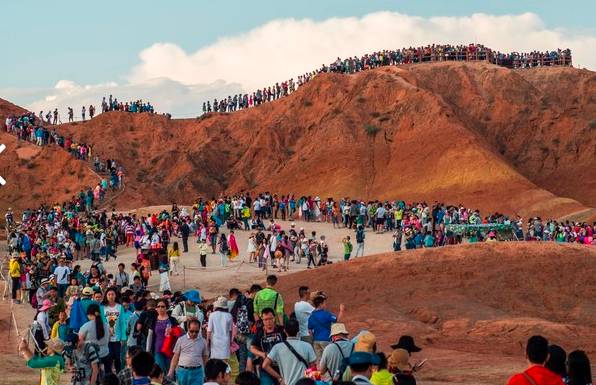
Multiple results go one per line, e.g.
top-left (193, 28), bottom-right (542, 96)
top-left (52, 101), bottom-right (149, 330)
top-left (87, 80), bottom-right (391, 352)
top-left (213, 296), bottom-right (228, 309)
top-left (330, 323), bottom-right (349, 337)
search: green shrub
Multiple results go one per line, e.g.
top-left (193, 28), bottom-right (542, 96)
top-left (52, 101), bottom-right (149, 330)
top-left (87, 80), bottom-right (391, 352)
top-left (365, 124), bottom-right (380, 136)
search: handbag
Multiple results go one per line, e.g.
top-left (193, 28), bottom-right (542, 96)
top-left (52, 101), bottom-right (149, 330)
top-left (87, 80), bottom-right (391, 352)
top-left (160, 324), bottom-right (184, 358)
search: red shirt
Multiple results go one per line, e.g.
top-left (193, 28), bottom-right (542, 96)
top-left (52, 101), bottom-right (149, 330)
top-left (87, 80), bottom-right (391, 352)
top-left (507, 365), bottom-right (565, 385)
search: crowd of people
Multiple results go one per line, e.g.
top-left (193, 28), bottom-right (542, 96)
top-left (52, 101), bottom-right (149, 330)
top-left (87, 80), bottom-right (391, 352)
top-left (6, 200), bottom-right (591, 385)
top-left (101, 95), bottom-right (155, 115)
top-left (4, 111), bottom-right (126, 193)
top-left (201, 44), bottom-right (572, 114)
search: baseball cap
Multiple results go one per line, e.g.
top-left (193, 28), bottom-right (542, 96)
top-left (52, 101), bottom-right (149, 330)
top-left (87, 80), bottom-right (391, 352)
top-left (349, 352), bottom-right (380, 366)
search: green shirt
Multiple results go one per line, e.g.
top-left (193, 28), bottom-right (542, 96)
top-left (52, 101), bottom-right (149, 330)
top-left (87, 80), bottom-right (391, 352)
top-left (253, 288), bottom-right (284, 320)
top-left (27, 354), bottom-right (65, 385)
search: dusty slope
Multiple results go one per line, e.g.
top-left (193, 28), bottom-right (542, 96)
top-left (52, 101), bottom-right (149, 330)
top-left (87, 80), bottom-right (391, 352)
top-left (407, 63), bottom-right (596, 207)
top-left (49, 63), bottom-right (593, 218)
top-left (275, 242), bottom-right (596, 384)
top-left (0, 98), bottom-right (99, 217)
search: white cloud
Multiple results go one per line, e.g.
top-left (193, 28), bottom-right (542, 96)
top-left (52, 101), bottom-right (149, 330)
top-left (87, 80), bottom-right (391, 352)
top-left (129, 11), bottom-right (596, 91)
top-left (3, 11), bottom-right (595, 117)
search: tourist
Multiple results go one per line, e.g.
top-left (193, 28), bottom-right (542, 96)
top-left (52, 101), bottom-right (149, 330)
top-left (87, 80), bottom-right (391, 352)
top-left (68, 333), bottom-right (101, 385)
top-left (342, 236), bottom-right (353, 261)
top-left (230, 288), bottom-right (255, 372)
top-left (370, 353), bottom-right (393, 385)
top-left (159, 257), bottom-right (171, 292)
top-left (294, 286), bottom-right (314, 344)
top-left (253, 275), bottom-right (285, 325)
top-left (9, 253), bottom-right (22, 304)
top-left (168, 319), bottom-right (209, 385)
top-left (250, 308), bottom-right (287, 385)
top-left (204, 359), bottom-right (231, 385)
top-left (567, 350), bottom-right (592, 385)
top-left (79, 303), bottom-right (110, 371)
top-left (131, 351), bottom-right (155, 384)
top-left (262, 318), bottom-right (316, 385)
top-left (198, 239), bottom-right (210, 268)
top-left (388, 349), bottom-right (417, 385)
top-left (102, 287), bottom-right (128, 373)
top-left (35, 299), bottom-right (55, 341)
top-left (172, 290), bottom-right (204, 331)
top-left (545, 345), bottom-right (568, 384)
top-left (506, 335), bottom-right (565, 385)
top-left (218, 233), bottom-right (230, 267)
top-left (390, 336), bottom-right (422, 356)
top-left (151, 298), bottom-right (179, 373)
top-left (207, 296), bottom-right (234, 360)
top-left (168, 242), bottom-right (181, 276)
top-left (355, 225), bottom-right (365, 257)
top-left (19, 337), bottom-right (65, 385)
top-left (308, 292), bottom-right (345, 361)
top-left (319, 323), bottom-right (353, 381)
top-left (117, 345), bottom-right (142, 385)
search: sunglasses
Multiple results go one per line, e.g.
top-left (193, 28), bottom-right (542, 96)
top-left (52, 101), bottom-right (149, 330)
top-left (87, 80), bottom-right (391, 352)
top-left (156, 305), bottom-right (167, 308)
top-left (188, 330), bottom-right (200, 334)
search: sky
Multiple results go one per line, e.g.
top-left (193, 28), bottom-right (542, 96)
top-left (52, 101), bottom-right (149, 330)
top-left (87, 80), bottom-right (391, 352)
top-left (1, 0), bottom-right (595, 117)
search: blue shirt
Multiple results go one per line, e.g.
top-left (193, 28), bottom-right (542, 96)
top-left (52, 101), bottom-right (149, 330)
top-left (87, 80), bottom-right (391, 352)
top-left (308, 309), bottom-right (337, 342)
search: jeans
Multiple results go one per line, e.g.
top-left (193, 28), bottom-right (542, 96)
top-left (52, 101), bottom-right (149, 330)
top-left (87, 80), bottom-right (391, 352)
top-left (155, 352), bottom-right (171, 374)
top-left (200, 254), bottom-right (207, 268)
top-left (355, 242), bottom-right (364, 257)
top-left (176, 366), bottom-right (204, 385)
top-left (57, 283), bottom-right (68, 299)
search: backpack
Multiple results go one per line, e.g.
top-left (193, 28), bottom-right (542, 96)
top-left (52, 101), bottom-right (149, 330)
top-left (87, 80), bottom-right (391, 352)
top-left (356, 230), bottom-right (365, 243)
top-left (333, 342), bottom-right (354, 382)
top-left (234, 297), bottom-right (252, 335)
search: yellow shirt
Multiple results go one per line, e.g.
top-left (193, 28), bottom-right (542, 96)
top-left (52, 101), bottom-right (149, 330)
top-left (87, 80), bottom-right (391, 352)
top-left (9, 258), bottom-right (21, 278)
top-left (371, 369), bottom-right (394, 385)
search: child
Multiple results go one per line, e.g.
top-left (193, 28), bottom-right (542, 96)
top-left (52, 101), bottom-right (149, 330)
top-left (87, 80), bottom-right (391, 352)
top-left (343, 236), bottom-right (353, 261)
top-left (198, 239), bottom-right (209, 269)
top-left (51, 310), bottom-right (70, 342)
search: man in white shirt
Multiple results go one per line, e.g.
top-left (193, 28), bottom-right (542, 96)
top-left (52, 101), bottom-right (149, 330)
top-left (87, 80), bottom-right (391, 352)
top-left (53, 258), bottom-right (71, 299)
top-left (168, 320), bottom-right (208, 385)
top-left (207, 297), bottom-right (234, 360)
top-left (293, 286), bottom-right (314, 343)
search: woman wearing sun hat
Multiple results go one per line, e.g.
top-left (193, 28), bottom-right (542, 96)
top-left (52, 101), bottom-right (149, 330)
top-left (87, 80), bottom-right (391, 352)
top-left (19, 337), bottom-right (65, 385)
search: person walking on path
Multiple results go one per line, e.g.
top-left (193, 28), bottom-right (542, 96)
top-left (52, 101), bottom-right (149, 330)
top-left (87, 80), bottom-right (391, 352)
top-left (168, 319), bottom-right (209, 385)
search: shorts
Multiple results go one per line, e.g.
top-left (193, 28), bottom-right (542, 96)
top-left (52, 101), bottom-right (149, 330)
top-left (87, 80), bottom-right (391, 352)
top-left (376, 218), bottom-right (384, 225)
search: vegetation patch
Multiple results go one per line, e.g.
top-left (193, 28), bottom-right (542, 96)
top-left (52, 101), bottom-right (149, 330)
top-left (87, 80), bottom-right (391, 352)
top-left (365, 124), bottom-right (380, 136)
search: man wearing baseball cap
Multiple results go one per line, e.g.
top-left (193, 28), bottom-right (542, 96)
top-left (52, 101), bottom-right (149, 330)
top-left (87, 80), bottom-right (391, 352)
top-left (348, 352), bottom-right (380, 385)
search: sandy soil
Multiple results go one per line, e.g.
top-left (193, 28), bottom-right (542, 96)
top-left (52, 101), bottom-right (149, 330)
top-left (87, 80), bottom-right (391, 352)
top-left (1, 219), bottom-right (594, 385)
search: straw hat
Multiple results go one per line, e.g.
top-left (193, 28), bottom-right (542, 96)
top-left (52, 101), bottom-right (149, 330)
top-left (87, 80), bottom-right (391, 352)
top-left (330, 323), bottom-right (349, 337)
top-left (45, 338), bottom-right (65, 354)
top-left (388, 348), bottom-right (411, 371)
top-left (354, 331), bottom-right (376, 352)
top-left (213, 296), bottom-right (228, 309)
